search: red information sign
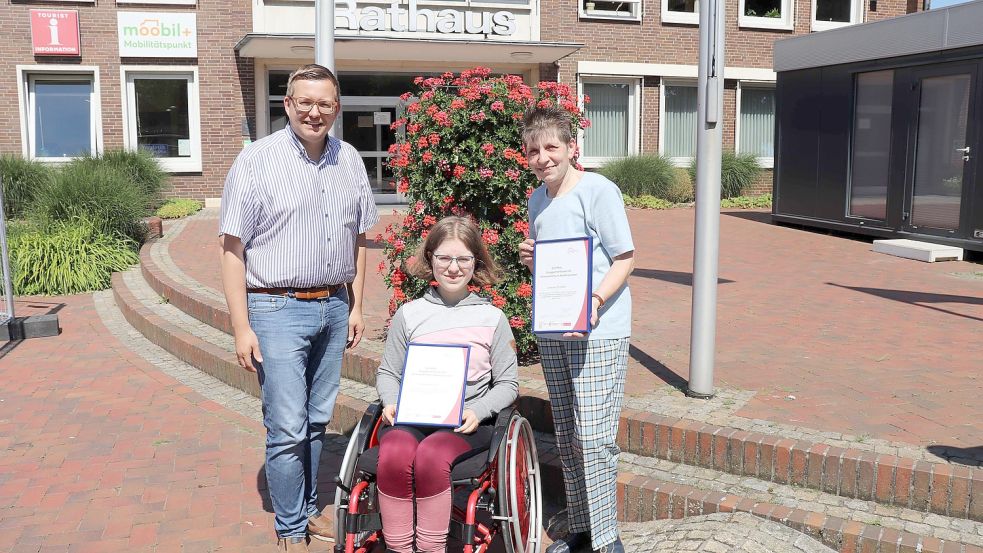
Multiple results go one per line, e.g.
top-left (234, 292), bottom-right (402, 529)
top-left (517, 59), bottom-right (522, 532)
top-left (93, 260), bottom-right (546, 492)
top-left (31, 10), bottom-right (81, 56)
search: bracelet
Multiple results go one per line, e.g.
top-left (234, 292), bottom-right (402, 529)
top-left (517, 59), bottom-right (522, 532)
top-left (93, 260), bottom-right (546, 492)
top-left (591, 293), bottom-right (605, 307)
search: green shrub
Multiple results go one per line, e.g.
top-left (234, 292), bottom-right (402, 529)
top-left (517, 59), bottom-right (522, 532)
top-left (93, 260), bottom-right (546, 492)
top-left (666, 167), bottom-right (694, 204)
top-left (623, 194), bottom-right (674, 210)
top-left (101, 149), bottom-right (169, 208)
top-left (9, 218), bottom-right (138, 295)
top-left (0, 155), bottom-right (54, 219)
top-left (720, 193), bottom-right (772, 209)
top-left (598, 154), bottom-right (677, 199)
top-left (156, 198), bottom-right (202, 219)
top-left (687, 151), bottom-right (763, 199)
top-left (33, 156), bottom-right (149, 242)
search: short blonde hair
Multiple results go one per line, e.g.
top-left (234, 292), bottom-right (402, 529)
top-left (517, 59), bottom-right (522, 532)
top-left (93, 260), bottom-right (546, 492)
top-left (408, 216), bottom-right (501, 287)
top-left (286, 64), bottom-right (341, 98)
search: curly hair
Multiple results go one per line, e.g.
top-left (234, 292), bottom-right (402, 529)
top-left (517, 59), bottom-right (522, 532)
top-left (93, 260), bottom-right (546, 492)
top-left (407, 216), bottom-right (501, 288)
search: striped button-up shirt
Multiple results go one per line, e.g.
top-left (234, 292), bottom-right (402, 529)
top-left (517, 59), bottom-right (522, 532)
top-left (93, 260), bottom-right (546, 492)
top-left (219, 126), bottom-right (379, 289)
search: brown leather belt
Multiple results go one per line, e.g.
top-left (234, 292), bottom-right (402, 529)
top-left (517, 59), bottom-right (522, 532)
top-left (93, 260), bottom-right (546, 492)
top-left (248, 284), bottom-right (343, 300)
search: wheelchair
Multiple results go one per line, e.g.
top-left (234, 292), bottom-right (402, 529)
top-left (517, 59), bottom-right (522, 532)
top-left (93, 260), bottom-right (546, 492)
top-left (333, 401), bottom-right (542, 553)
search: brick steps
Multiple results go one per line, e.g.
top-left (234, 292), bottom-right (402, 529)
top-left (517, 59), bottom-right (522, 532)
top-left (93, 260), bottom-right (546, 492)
top-left (110, 259), bottom-right (983, 553)
top-left (136, 237), bottom-right (982, 525)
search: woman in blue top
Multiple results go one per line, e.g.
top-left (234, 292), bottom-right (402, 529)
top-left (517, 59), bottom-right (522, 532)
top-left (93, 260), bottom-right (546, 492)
top-left (518, 106), bottom-right (635, 553)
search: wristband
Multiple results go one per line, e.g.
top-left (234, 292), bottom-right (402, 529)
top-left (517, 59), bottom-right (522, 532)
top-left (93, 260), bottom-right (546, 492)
top-left (591, 293), bottom-right (605, 307)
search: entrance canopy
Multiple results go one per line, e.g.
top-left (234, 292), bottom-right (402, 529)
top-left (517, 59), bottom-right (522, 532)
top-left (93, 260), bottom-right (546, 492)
top-left (235, 34), bottom-right (582, 64)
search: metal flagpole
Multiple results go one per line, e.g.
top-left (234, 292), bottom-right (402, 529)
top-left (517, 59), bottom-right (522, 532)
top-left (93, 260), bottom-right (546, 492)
top-left (687, 0), bottom-right (726, 398)
top-left (0, 177), bottom-right (16, 327)
top-left (315, 0), bottom-right (337, 137)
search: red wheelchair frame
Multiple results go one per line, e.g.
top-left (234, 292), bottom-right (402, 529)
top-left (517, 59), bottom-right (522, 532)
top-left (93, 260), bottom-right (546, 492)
top-left (332, 402), bottom-right (542, 553)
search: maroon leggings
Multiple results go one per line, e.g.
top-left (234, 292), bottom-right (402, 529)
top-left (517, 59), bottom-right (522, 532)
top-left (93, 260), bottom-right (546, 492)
top-left (376, 424), bottom-right (492, 498)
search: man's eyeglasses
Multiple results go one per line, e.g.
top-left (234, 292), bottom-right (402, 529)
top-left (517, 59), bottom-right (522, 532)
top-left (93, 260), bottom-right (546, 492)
top-left (432, 254), bottom-right (476, 269)
top-left (289, 97), bottom-right (339, 114)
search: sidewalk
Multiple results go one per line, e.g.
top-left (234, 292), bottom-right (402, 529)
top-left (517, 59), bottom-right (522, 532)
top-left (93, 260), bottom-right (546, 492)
top-left (171, 208), bottom-right (983, 452)
top-left (2, 205), bottom-right (980, 552)
top-left (0, 294), bottom-right (278, 552)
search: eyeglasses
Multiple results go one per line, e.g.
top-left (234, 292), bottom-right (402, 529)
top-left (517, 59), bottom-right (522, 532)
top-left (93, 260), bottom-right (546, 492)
top-left (432, 254), bottom-right (476, 269)
top-left (289, 97), bottom-right (339, 114)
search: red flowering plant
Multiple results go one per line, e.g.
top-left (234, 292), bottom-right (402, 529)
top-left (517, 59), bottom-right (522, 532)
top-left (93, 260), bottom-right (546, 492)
top-left (377, 67), bottom-right (589, 356)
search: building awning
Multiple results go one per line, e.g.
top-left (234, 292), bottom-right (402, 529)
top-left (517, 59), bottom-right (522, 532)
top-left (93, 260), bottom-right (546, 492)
top-left (235, 34), bottom-right (582, 64)
top-left (774, 0), bottom-right (983, 73)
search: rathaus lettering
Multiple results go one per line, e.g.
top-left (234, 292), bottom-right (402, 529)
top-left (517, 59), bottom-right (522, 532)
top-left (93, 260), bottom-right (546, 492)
top-left (335, 0), bottom-right (517, 36)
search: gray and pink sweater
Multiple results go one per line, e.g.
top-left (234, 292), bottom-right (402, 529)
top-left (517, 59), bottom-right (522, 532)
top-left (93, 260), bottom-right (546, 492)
top-left (376, 288), bottom-right (519, 422)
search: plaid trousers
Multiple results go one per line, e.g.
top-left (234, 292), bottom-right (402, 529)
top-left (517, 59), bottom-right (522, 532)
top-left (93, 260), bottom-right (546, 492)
top-left (539, 337), bottom-right (629, 550)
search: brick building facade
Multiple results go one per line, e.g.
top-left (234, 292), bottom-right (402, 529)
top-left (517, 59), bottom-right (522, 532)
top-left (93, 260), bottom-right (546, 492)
top-left (0, 0), bottom-right (252, 201)
top-left (1, 0), bottom-right (919, 201)
top-left (537, 0), bottom-right (919, 194)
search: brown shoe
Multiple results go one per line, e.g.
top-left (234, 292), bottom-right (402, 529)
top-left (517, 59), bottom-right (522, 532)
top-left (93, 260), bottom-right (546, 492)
top-left (277, 536), bottom-right (310, 551)
top-left (307, 511), bottom-right (335, 543)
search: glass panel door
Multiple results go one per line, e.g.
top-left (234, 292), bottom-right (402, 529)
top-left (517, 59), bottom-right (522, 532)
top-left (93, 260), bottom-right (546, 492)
top-left (341, 105), bottom-right (399, 195)
top-left (907, 69), bottom-right (976, 234)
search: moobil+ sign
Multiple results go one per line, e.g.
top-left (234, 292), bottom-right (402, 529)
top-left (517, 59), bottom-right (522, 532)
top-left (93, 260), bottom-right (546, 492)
top-left (117, 12), bottom-right (197, 58)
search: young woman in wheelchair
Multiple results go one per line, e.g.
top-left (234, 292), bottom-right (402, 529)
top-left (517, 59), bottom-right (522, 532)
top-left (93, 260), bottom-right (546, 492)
top-left (375, 215), bottom-right (519, 553)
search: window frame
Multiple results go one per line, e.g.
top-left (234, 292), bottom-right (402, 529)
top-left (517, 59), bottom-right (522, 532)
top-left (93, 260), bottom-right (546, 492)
top-left (17, 65), bottom-right (103, 162)
top-left (120, 65), bottom-right (202, 173)
top-left (661, 0), bottom-right (699, 25)
top-left (738, 0), bottom-right (794, 30)
top-left (811, 0), bottom-right (863, 31)
top-left (577, 76), bottom-right (641, 169)
top-left (580, 0), bottom-right (642, 22)
top-left (735, 81), bottom-right (776, 169)
top-left (659, 78), bottom-right (698, 167)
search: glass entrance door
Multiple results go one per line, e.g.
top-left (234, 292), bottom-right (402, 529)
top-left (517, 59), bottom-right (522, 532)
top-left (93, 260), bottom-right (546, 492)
top-left (904, 65), bottom-right (979, 236)
top-left (339, 100), bottom-right (404, 203)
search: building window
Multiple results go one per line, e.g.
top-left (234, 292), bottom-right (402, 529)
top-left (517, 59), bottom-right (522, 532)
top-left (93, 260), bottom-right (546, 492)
top-left (581, 0), bottom-right (642, 21)
top-left (18, 68), bottom-right (101, 161)
top-left (579, 78), bottom-right (639, 167)
top-left (662, 0), bottom-right (699, 24)
top-left (739, 0), bottom-right (793, 29)
top-left (848, 70), bottom-right (893, 221)
top-left (812, 0), bottom-right (862, 31)
top-left (269, 70), bottom-right (290, 134)
top-left (737, 84), bottom-right (776, 167)
top-left (122, 67), bottom-right (202, 172)
top-left (661, 82), bottom-right (698, 163)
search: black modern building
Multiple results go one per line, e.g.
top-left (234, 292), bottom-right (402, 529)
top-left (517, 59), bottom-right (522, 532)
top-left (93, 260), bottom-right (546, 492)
top-left (772, 1), bottom-right (983, 252)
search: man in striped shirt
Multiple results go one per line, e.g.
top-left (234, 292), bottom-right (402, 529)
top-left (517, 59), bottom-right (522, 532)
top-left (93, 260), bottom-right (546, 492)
top-left (219, 64), bottom-right (379, 552)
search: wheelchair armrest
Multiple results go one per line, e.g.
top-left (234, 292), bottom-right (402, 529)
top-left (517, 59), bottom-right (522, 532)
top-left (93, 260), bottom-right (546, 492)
top-left (356, 400), bottom-right (384, 449)
top-left (485, 405), bottom-right (517, 466)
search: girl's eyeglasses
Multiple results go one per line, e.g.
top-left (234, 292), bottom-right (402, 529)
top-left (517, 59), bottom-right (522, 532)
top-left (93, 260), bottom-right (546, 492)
top-left (432, 254), bottom-right (476, 269)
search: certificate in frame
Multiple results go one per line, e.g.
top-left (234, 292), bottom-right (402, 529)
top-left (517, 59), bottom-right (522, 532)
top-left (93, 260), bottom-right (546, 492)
top-left (531, 237), bottom-right (593, 334)
top-left (394, 342), bottom-right (470, 428)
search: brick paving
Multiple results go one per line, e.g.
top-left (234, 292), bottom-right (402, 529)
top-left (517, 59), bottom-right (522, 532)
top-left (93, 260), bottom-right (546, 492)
top-left (0, 294), bottom-right (303, 553)
top-left (168, 209), bottom-right (983, 451)
top-left (115, 246), bottom-right (983, 547)
top-left (0, 290), bottom-right (841, 552)
top-left (3, 205), bottom-right (981, 552)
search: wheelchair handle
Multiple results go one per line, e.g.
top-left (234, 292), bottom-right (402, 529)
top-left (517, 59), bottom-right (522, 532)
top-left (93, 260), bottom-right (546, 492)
top-left (334, 475), bottom-right (352, 495)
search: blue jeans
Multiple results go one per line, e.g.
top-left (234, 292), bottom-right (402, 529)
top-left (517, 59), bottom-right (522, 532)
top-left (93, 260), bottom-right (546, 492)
top-left (248, 289), bottom-right (349, 538)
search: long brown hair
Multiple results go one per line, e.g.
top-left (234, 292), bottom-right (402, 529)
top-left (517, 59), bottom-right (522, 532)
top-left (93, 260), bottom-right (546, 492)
top-left (407, 216), bottom-right (501, 287)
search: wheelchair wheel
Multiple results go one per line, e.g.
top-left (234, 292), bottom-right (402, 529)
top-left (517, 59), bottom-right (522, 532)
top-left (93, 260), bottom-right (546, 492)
top-left (334, 427), bottom-right (362, 543)
top-left (334, 403), bottom-right (384, 550)
top-left (497, 414), bottom-right (542, 553)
